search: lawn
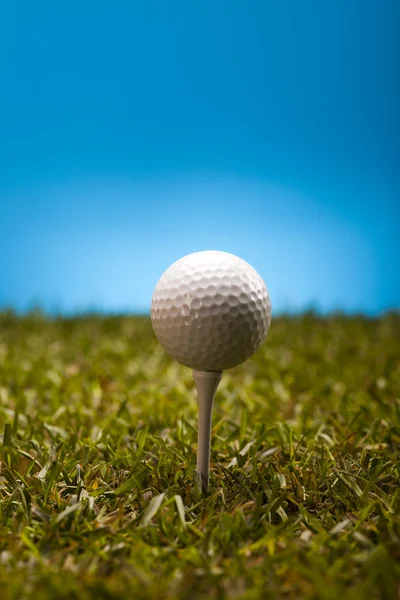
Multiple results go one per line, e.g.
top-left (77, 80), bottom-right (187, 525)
top-left (0, 312), bottom-right (399, 599)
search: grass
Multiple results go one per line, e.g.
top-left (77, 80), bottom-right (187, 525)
top-left (0, 311), bottom-right (399, 599)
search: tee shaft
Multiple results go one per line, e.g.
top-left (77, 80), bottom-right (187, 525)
top-left (193, 370), bottom-right (223, 492)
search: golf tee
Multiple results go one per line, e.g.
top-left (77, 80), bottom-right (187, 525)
top-left (193, 369), bottom-right (223, 492)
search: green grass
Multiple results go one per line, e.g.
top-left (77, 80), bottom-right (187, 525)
top-left (0, 311), bottom-right (399, 599)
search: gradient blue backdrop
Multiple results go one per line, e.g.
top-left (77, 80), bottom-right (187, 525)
top-left (0, 1), bottom-right (399, 314)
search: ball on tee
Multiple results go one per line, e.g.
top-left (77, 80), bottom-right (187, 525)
top-left (151, 251), bottom-right (271, 371)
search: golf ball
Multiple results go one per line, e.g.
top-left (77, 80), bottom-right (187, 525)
top-left (151, 251), bottom-right (271, 371)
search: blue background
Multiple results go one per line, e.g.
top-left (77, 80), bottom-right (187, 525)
top-left (1, 1), bottom-right (398, 314)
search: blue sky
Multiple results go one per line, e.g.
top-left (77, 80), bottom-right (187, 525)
top-left (0, 0), bottom-right (398, 314)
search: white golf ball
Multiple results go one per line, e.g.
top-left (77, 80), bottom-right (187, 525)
top-left (151, 251), bottom-right (271, 371)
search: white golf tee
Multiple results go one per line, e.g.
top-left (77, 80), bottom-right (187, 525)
top-left (193, 369), bottom-right (223, 492)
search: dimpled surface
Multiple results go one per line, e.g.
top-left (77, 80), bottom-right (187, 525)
top-left (151, 251), bottom-right (271, 371)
